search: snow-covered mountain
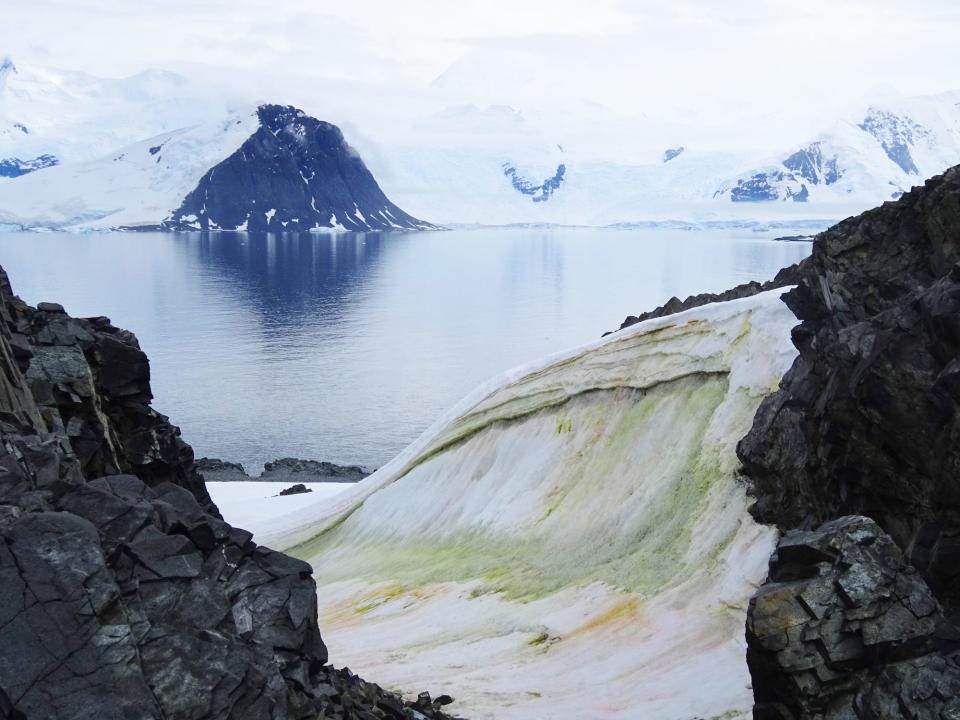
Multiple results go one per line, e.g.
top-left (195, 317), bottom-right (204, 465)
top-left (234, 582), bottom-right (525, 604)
top-left (2, 58), bottom-right (960, 230)
top-left (0, 60), bottom-right (432, 232)
top-left (372, 92), bottom-right (960, 226)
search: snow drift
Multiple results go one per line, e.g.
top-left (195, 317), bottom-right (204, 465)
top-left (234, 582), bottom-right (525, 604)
top-left (257, 288), bottom-right (799, 719)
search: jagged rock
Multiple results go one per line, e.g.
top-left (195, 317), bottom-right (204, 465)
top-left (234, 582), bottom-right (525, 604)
top-left (0, 266), bottom-right (460, 720)
top-left (738, 166), bottom-right (960, 608)
top-left (196, 457), bottom-right (250, 482)
top-left (261, 457), bottom-right (371, 484)
top-left (609, 262), bottom-right (802, 335)
top-left (279, 483), bottom-right (312, 496)
top-left (198, 456), bottom-right (372, 483)
top-left (747, 516), bottom-right (960, 719)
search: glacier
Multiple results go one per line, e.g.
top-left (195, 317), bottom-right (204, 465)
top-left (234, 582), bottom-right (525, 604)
top-left (243, 289), bottom-right (799, 720)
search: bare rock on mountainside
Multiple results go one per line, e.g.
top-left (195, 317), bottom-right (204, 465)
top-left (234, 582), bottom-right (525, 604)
top-left (0, 266), bottom-right (458, 720)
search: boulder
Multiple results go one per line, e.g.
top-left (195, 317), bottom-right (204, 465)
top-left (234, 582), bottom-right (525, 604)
top-left (747, 516), bottom-right (960, 719)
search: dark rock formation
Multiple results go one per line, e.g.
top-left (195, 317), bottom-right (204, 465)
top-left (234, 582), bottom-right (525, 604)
top-left (262, 458), bottom-right (370, 484)
top-left (721, 141), bottom-right (841, 203)
top-left (198, 456), bottom-right (372, 484)
top-left (729, 172), bottom-right (809, 203)
top-left (747, 516), bottom-right (960, 719)
top-left (608, 262), bottom-right (802, 335)
top-left (662, 146), bottom-right (685, 163)
top-left (196, 457), bottom-right (250, 483)
top-left (501, 162), bottom-right (566, 203)
top-left (739, 165), bottom-right (960, 717)
top-left (858, 108), bottom-right (928, 176)
top-left (165, 104), bottom-right (435, 233)
top-left (279, 483), bottom-right (312, 496)
top-left (0, 266), bottom-right (459, 720)
top-left (738, 166), bottom-right (960, 609)
top-left (783, 142), bottom-right (842, 187)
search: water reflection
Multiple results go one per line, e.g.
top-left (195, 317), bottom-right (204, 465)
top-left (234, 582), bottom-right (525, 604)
top-left (0, 227), bottom-right (813, 471)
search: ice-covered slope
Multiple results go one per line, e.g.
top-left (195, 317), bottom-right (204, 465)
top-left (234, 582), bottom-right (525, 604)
top-left (0, 57), bottom-right (232, 170)
top-left (0, 111), bottom-right (259, 229)
top-left (255, 289), bottom-right (798, 720)
top-left (365, 93), bottom-right (960, 226)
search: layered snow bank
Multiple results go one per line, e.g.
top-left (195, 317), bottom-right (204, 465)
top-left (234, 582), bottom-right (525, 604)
top-left (263, 289), bottom-right (799, 719)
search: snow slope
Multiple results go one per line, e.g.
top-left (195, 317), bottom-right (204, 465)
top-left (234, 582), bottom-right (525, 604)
top-left (0, 111), bottom-right (259, 229)
top-left (257, 289), bottom-right (798, 720)
top-left (206, 481), bottom-right (352, 539)
top-left (0, 57), bottom-right (234, 168)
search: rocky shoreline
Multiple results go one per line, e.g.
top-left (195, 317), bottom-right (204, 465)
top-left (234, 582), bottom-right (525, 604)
top-left (197, 456), bottom-right (372, 484)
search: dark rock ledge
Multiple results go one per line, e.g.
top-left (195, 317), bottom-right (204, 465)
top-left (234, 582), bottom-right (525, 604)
top-left (0, 266), bottom-right (460, 720)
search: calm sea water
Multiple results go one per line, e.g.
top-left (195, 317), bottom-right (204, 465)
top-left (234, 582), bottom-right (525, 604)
top-left (0, 228), bottom-right (811, 471)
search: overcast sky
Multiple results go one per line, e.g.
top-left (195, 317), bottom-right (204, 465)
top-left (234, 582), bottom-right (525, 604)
top-left (3, 0), bottom-right (959, 149)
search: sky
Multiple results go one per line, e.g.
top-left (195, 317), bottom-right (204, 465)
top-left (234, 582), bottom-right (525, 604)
top-left (3, 0), bottom-right (960, 153)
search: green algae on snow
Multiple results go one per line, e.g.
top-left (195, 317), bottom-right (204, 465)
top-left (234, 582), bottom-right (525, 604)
top-left (299, 373), bottom-right (745, 601)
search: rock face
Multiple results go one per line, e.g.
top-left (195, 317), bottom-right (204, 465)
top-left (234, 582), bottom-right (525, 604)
top-left (198, 457), bottom-right (372, 483)
top-left (747, 516), bottom-right (960, 719)
top-left (611, 262), bottom-right (801, 334)
top-left (0, 266), bottom-right (458, 720)
top-left (279, 483), bottom-right (312, 496)
top-left (738, 166), bottom-right (960, 608)
top-left (739, 166), bottom-right (960, 717)
top-left (165, 104), bottom-right (436, 233)
top-left (261, 458), bottom-right (370, 484)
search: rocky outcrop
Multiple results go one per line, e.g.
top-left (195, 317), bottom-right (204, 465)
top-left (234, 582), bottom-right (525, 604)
top-left (0, 266), bottom-right (459, 719)
top-left (279, 483), bottom-right (312, 496)
top-left (610, 262), bottom-right (802, 334)
top-left (261, 458), bottom-right (370, 484)
top-left (747, 516), bottom-right (960, 719)
top-left (165, 105), bottom-right (436, 233)
top-left (738, 166), bottom-right (960, 608)
top-left (196, 457), bottom-right (252, 483)
top-left (198, 457), bottom-right (372, 483)
top-left (739, 166), bottom-right (960, 717)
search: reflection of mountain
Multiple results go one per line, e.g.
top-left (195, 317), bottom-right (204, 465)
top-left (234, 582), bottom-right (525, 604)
top-left (176, 232), bottom-right (399, 328)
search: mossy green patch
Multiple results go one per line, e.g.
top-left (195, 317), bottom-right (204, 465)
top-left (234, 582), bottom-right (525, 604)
top-left (303, 373), bottom-right (743, 602)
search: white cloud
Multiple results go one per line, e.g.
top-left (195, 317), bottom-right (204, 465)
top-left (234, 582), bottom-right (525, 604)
top-left (2, 0), bottom-right (959, 153)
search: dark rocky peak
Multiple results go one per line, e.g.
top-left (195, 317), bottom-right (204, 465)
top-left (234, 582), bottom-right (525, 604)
top-left (783, 141), bottom-right (842, 186)
top-left (728, 170), bottom-right (809, 202)
top-left (502, 162), bottom-right (566, 202)
top-left (738, 164), bottom-right (960, 608)
top-left (859, 107), bottom-right (930, 175)
top-left (165, 104), bottom-right (436, 233)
